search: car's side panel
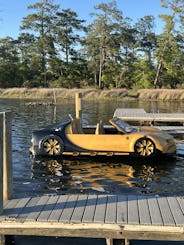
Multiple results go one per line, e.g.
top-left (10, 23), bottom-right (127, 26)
top-left (66, 134), bottom-right (137, 152)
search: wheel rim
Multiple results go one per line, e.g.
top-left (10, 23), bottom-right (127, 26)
top-left (43, 138), bottom-right (61, 155)
top-left (135, 138), bottom-right (155, 157)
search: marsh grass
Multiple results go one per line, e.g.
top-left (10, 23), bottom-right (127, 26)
top-left (0, 88), bottom-right (128, 100)
top-left (138, 89), bottom-right (184, 100)
top-left (0, 88), bottom-right (183, 101)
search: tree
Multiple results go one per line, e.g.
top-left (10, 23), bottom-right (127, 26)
top-left (0, 37), bottom-right (22, 87)
top-left (20, 0), bottom-right (60, 87)
top-left (154, 0), bottom-right (184, 88)
top-left (56, 9), bottom-right (85, 63)
top-left (134, 15), bottom-right (156, 64)
top-left (84, 0), bottom-right (124, 88)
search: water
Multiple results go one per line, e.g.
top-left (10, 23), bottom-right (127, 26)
top-left (0, 98), bottom-right (184, 244)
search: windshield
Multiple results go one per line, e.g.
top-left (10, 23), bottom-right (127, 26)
top-left (109, 117), bottom-right (135, 133)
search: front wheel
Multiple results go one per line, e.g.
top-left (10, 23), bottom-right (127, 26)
top-left (134, 137), bottom-right (156, 157)
top-left (41, 135), bottom-right (63, 156)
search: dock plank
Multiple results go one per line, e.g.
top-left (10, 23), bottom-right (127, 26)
top-left (176, 197), bottom-right (184, 216)
top-left (0, 198), bottom-right (22, 220)
top-left (147, 197), bottom-right (163, 226)
top-left (113, 108), bottom-right (184, 123)
top-left (128, 195), bottom-right (139, 224)
top-left (71, 195), bottom-right (87, 223)
top-left (17, 196), bottom-right (41, 220)
top-left (117, 195), bottom-right (127, 224)
top-left (105, 195), bottom-right (117, 224)
top-left (167, 196), bottom-right (184, 226)
top-left (48, 195), bottom-right (68, 222)
top-left (157, 197), bottom-right (175, 226)
top-left (94, 195), bottom-right (107, 223)
top-left (26, 195), bottom-right (50, 221)
top-left (37, 195), bottom-right (59, 222)
top-left (82, 195), bottom-right (97, 223)
top-left (11, 197), bottom-right (30, 218)
top-left (59, 195), bottom-right (78, 223)
top-left (0, 194), bottom-right (183, 243)
top-left (138, 196), bottom-right (151, 225)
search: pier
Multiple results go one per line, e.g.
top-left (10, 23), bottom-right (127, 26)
top-left (114, 108), bottom-right (184, 124)
top-left (114, 108), bottom-right (184, 138)
top-left (0, 111), bottom-right (183, 245)
top-left (0, 194), bottom-right (184, 245)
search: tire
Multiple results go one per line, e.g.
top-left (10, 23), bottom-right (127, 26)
top-left (134, 137), bottom-right (156, 157)
top-left (41, 135), bottom-right (63, 156)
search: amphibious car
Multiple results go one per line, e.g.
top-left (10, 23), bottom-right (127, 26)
top-left (29, 117), bottom-right (176, 158)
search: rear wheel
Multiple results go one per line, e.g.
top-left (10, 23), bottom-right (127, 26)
top-left (41, 135), bottom-right (63, 156)
top-left (134, 137), bottom-right (156, 157)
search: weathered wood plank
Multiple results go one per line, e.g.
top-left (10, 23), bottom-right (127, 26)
top-left (82, 195), bottom-right (97, 223)
top-left (157, 197), bottom-right (175, 226)
top-left (0, 235), bottom-right (5, 245)
top-left (59, 195), bottom-right (78, 223)
top-left (17, 196), bottom-right (41, 220)
top-left (71, 194), bottom-right (87, 223)
top-left (7, 197), bottom-right (30, 218)
top-left (114, 108), bottom-right (146, 118)
top-left (48, 195), bottom-right (68, 222)
top-left (177, 197), bottom-right (184, 214)
top-left (127, 195), bottom-right (139, 224)
top-left (26, 195), bottom-right (50, 221)
top-left (147, 196), bottom-right (163, 226)
top-left (37, 195), bottom-right (59, 222)
top-left (94, 195), bottom-right (107, 223)
top-left (0, 198), bottom-right (24, 220)
top-left (3, 111), bottom-right (13, 201)
top-left (114, 108), bottom-right (184, 123)
top-left (106, 238), bottom-right (113, 245)
top-left (0, 194), bottom-right (183, 244)
top-left (117, 195), bottom-right (127, 224)
top-left (138, 196), bottom-right (151, 225)
top-left (167, 196), bottom-right (184, 226)
top-left (105, 195), bottom-right (117, 224)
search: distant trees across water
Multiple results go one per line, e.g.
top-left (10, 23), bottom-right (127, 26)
top-left (0, 0), bottom-right (184, 90)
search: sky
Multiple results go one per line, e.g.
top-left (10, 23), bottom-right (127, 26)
top-left (0, 0), bottom-right (169, 39)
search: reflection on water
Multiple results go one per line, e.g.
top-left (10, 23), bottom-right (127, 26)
top-left (0, 98), bottom-right (184, 198)
top-left (31, 154), bottom-right (184, 196)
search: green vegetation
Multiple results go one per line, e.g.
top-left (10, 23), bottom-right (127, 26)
top-left (0, 0), bottom-right (184, 89)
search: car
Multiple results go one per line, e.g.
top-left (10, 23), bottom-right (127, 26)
top-left (29, 116), bottom-right (176, 158)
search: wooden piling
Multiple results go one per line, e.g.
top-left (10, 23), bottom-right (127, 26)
top-left (0, 235), bottom-right (5, 245)
top-left (106, 238), bottom-right (113, 245)
top-left (0, 113), bottom-right (3, 214)
top-left (3, 112), bottom-right (13, 201)
top-left (75, 93), bottom-right (82, 119)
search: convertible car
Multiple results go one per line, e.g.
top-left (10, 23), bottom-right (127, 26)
top-left (29, 117), bottom-right (176, 158)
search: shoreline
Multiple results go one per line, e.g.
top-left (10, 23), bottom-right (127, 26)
top-left (0, 88), bottom-right (184, 101)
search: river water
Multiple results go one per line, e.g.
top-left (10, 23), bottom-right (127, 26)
top-left (0, 98), bottom-right (184, 245)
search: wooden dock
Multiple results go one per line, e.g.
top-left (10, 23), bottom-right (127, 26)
top-left (0, 194), bottom-right (184, 245)
top-left (0, 110), bottom-right (183, 245)
top-left (114, 108), bottom-right (184, 124)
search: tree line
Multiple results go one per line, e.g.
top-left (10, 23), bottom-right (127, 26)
top-left (0, 0), bottom-right (184, 89)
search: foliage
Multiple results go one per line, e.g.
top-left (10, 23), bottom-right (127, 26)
top-left (0, 0), bottom-right (184, 89)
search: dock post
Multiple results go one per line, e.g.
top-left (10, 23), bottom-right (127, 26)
top-left (106, 239), bottom-right (130, 245)
top-left (0, 235), bottom-right (5, 245)
top-left (106, 238), bottom-right (113, 245)
top-left (3, 112), bottom-right (13, 201)
top-left (75, 93), bottom-right (82, 119)
top-left (0, 113), bottom-right (3, 214)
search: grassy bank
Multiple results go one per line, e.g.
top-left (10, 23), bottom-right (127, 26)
top-left (137, 89), bottom-right (184, 100)
top-left (0, 88), bottom-right (184, 101)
